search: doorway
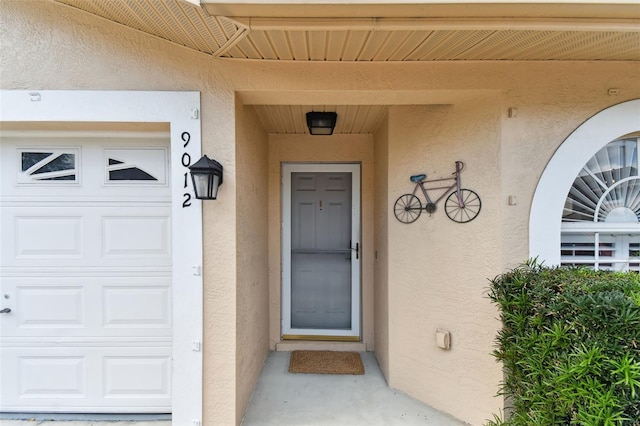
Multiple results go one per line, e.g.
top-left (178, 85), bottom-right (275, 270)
top-left (281, 163), bottom-right (361, 340)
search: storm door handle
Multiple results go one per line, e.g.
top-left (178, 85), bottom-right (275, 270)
top-left (350, 242), bottom-right (359, 260)
top-left (0, 308), bottom-right (11, 314)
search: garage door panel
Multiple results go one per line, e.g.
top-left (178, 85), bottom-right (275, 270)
top-left (18, 355), bottom-right (87, 398)
top-left (2, 207), bottom-right (171, 268)
top-left (104, 356), bottom-right (171, 398)
top-left (4, 210), bottom-right (87, 265)
top-left (16, 285), bottom-right (85, 328)
top-left (102, 215), bottom-right (170, 258)
top-left (103, 285), bottom-right (170, 328)
top-left (1, 137), bottom-right (170, 200)
top-left (1, 346), bottom-right (172, 412)
top-left (15, 216), bottom-right (83, 257)
top-left (1, 134), bottom-right (172, 413)
top-left (2, 277), bottom-right (171, 337)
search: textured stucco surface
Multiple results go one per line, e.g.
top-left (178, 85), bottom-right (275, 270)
top-left (373, 113), bottom-right (391, 378)
top-left (2, 1), bottom-right (640, 425)
top-left (387, 103), bottom-right (503, 424)
top-left (235, 102), bottom-right (270, 421)
top-left (0, 1), bottom-right (240, 424)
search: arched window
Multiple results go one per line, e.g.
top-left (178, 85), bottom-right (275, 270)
top-left (561, 134), bottom-right (640, 271)
top-left (530, 99), bottom-right (640, 267)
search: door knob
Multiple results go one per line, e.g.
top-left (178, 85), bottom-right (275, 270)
top-left (0, 308), bottom-right (11, 314)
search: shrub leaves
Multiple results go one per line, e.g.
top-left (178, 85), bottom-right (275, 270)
top-left (487, 263), bottom-right (640, 425)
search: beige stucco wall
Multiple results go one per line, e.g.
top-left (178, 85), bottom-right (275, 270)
top-left (387, 101), bottom-right (503, 424)
top-left (267, 134), bottom-right (376, 349)
top-left (0, 1), bottom-right (243, 424)
top-left (3, 1), bottom-right (640, 425)
top-left (234, 101), bottom-right (270, 421)
top-left (373, 113), bottom-right (390, 377)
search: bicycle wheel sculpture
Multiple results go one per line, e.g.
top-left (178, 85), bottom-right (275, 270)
top-left (394, 194), bottom-right (422, 224)
top-left (444, 189), bottom-right (481, 223)
top-left (394, 161), bottom-right (481, 224)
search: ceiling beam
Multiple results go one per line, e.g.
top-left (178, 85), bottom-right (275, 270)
top-left (237, 90), bottom-right (498, 105)
top-left (201, 1), bottom-right (640, 20)
top-left (228, 16), bottom-right (640, 32)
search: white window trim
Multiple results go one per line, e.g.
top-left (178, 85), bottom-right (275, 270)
top-left (530, 99), bottom-right (640, 265)
top-left (561, 231), bottom-right (639, 271)
top-left (0, 90), bottom-right (203, 425)
top-left (17, 147), bottom-right (81, 184)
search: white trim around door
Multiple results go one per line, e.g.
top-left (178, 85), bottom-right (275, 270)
top-left (0, 90), bottom-right (203, 425)
top-left (281, 163), bottom-right (361, 339)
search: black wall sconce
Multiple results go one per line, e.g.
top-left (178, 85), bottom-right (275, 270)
top-left (189, 155), bottom-right (223, 200)
top-left (306, 111), bottom-right (337, 135)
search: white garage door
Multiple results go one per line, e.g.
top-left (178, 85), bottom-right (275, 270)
top-left (0, 132), bottom-right (172, 413)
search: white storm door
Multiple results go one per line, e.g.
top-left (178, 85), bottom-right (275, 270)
top-left (282, 163), bottom-right (361, 338)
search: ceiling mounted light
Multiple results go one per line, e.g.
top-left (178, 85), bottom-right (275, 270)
top-left (306, 111), bottom-right (337, 135)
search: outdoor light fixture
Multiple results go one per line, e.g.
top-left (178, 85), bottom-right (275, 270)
top-left (189, 155), bottom-right (223, 200)
top-left (306, 111), bottom-right (337, 135)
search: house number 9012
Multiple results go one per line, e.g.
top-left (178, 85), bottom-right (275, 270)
top-left (182, 131), bottom-right (192, 208)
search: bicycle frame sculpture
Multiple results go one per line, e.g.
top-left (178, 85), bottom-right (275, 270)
top-left (394, 161), bottom-right (481, 223)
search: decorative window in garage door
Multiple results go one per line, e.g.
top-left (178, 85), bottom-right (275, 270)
top-left (561, 135), bottom-right (640, 271)
top-left (18, 149), bottom-right (79, 183)
top-left (104, 148), bottom-right (168, 184)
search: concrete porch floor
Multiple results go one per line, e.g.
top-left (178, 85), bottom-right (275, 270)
top-left (242, 351), bottom-right (469, 425)
top-left (1, 351), bottom-right (469, 426)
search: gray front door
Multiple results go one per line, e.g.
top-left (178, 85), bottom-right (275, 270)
top-left (282, 164), bottom-right (361, 339)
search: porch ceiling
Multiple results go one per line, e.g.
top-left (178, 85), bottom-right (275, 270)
top-left (253, 104), bottom-right (388, 134)
top-left (52, 0), bottom-right (640, 134)
top-left (242, 90), bottom-right (487, 134)
top-left (53, 0), bottom-right (640, 62)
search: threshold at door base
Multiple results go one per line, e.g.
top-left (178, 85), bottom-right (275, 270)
top-left (275, 340), bottom-right (366, 352)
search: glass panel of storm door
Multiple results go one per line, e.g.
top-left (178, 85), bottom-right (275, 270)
top-left (290, 172), bottom-right (352, 330)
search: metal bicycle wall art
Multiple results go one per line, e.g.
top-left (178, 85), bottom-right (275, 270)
top-left (394, 161), bottom-right (481, 224)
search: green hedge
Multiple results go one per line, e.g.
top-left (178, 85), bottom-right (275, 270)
top-left (487, 261), bottom-right (640, 426)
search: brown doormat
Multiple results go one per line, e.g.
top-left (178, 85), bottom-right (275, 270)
top-left (288, 350), bottom-right (365, 375)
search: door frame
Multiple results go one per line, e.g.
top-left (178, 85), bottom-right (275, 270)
top-left (0, 90), bottom-right (202, 425)
top-left (281, 162), bottom-right (361, 339)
